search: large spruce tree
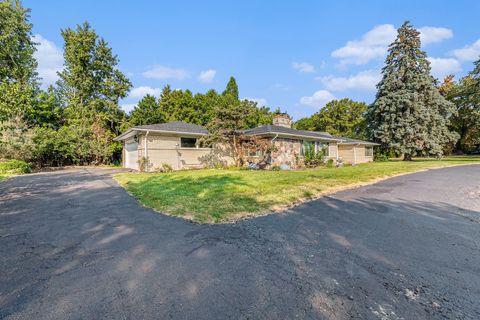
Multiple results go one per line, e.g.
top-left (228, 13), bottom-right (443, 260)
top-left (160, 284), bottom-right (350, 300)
top-left (366, 21), bottom-right (458, 160)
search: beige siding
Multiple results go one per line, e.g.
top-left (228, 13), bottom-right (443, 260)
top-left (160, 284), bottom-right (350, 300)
top-left (327, 142), bottom-right (338, 159)
top-left (338, 144), bottom-right (374, 164)
top-left (132, 132), bottom-right (234, 170)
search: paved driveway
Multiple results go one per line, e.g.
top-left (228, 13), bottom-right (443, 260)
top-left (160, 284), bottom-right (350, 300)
top-left (1, 166), bottom-right (480, 319)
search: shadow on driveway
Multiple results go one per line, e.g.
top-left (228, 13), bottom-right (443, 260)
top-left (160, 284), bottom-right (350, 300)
top-left (1, 166), bottom-right (479, 319)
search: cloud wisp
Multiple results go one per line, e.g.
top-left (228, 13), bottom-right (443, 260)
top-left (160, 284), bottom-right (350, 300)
top-left (32, 34), bottom-right (64, 88)
top-left (142, 65), bottom-right (189, 80)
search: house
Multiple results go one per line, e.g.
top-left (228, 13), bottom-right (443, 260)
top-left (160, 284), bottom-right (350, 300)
top-left (114, 114), bottom-right (378, 171)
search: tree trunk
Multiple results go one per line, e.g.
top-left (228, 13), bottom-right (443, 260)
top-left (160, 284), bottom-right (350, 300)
top-left (403, 153), bottom-right (413, 161)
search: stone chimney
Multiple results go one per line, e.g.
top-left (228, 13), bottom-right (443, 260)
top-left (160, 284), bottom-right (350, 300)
top-left (272, 114), bottom-right (292, 128)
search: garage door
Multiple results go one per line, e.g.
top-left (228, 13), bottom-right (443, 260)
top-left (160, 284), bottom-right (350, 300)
top-left (125, 142), bottom-right (139, 170)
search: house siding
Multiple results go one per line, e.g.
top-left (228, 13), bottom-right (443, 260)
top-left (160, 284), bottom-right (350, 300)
top-left (128, 132), bottom-right (234, 170)
top-left (338, 144), bottom-right (373, 164)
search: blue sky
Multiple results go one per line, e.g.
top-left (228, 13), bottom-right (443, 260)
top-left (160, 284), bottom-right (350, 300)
top-left (26, 0), bottom-right (480, 119)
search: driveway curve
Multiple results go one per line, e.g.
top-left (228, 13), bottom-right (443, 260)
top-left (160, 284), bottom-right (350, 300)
top-left (1, 166), bottom-right (480, 319)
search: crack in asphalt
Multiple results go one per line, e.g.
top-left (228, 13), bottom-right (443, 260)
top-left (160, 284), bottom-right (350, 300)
top-left (1, 166), bottom-right (480, 319)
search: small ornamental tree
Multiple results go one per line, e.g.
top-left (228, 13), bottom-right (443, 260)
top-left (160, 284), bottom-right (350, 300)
top-left (366, 21), bottom-right (458, 160)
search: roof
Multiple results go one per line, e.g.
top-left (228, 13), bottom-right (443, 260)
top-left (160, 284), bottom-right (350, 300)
top-left (134, 121), bottom-right (208, 135)
top-left (241, 125), bottom-right (341, 141)
top-left (114, 121), bottom-right (208, 141)
top-left (334, 137), bottom-right (380, 146)
top-left (115, 121), bottom-right (379, 146)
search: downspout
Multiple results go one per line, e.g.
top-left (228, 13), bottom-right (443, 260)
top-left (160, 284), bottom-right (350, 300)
top-left (353, 144), bottom-right (357, 165)
top-left (144, 131), bottom-right (150, 172)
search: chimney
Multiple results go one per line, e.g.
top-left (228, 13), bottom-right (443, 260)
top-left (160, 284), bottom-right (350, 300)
top-left (272, 113), bottom-right (292, 128)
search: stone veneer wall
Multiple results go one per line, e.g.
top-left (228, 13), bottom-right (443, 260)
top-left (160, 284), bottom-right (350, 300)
top-left (271, 138), bottom-right (303, 168)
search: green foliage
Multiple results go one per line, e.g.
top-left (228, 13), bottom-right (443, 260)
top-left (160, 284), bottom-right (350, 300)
top-left (326, 159), bottom-right (334, 168)
top-left (270, 165), bottom-right (280, 171)
top-left (128, 94), bottom-right (163, 127)
top-left (0, 159), bottom-right (32, 174)
top-left (0, 114), bottom-right (34, 161)
top-left (294, 99), bottom-right (367, 139)
top-left (57, 21), bottom-right (131, 132)
top-left (222, 76), bottom-right (239, 100)
top-left (374, 153), bottom-right (389, 162)
top-left (32, 123), bottom-right (118, 166)
top-left (303, 143), bottom-right (325, 168)
top-left (366, 21), bottom-right (458, 160)
top-left (439, 75), bottom-right (480, 153)
top-left (0, 0), bottom-right (38, 84)
top-left (0, 0), bottom-right (39, 122)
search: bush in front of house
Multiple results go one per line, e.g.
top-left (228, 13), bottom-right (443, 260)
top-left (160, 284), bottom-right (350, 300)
top-left (303, 144), bottom-right (326, 168)
top-left (0, 160), bottom-right (32, 174)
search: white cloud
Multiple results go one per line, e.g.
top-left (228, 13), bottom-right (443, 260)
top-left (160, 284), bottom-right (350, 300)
top-left (142, 65), bottom-right (188, 80)
top-left (245, 97), bottom-right (267, 107)
top-left (32, 34), bottom-right (63, 88)
top-left (292, 61), bottom-right (315, 73)
top-left (198, 69), bottom-right (216, 83)
top-left (452, 39), bottom-right (480, 61)
top-left (419, 27), bottom-right (453, 45)
top-left (427, 57), bottom-right (461, 80)
top-left (129, 86), bottom-right (161, 98)
top-left (331, 24), bottom-right (454, 66)
top-left (121, 103), bottom-right (137, 113)
top-left (331, 24), bottom-right (396, 65)
top-left (316, 69), bottom-right (381, 92)
top-left (300, 90), bottom-right (336, 108)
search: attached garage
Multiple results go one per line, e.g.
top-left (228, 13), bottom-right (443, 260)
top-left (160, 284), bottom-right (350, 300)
top-left (124, 141), bottom-right (139, 170)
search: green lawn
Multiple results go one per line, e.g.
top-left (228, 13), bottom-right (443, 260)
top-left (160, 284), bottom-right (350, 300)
top-left (114, 156), bottom-right (480, 223)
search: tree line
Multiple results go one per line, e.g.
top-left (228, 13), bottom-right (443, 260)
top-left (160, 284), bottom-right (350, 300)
top-left (0, 0), bottom-right (277, 167)
top-left (1, 1), bottom-right (479, 167)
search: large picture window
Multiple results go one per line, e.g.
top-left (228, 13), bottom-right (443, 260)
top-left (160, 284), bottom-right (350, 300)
top-left (317, 142), bottom-right (329, 157)
top-left (365, 146), bottom-right (373, 157)
top-left (180, 137), bottom-right (197, 148)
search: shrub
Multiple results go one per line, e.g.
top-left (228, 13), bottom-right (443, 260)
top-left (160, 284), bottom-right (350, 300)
top-left (0, 160), bottom-right (32, 174)
top-left (374, 153), bottom-right (389, 162)
top-left (138, 157), bottom-right (151, 172)
top-left (303, 144), bottom-right (326, 168)
top-left (154, 163), bottom-right (174, 173)
top-left (326, 159), bottom-right (334, 168)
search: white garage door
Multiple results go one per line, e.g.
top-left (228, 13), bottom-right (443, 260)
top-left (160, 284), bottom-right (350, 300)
top-left (125, 142), bottom-right (139, 170)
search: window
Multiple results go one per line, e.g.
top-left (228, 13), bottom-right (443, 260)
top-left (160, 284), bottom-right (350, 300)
top-left (248, 149), bottom-right (264, 157)
top-left (301, 141), bottom-right (315, 156)
top-left (180, 137), bottom-right (197, 148)
top-left (317, 142), bottom-right (329, 157)
top-left (365, 146), bottom-right (373, 157)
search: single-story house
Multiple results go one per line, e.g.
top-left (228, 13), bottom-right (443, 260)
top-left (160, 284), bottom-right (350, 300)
top-left (114, 114), bottom-right (378, 171)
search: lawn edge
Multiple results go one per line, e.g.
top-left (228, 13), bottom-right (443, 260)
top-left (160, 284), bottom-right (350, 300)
top-left (114, 162), bottom-right (480, 224)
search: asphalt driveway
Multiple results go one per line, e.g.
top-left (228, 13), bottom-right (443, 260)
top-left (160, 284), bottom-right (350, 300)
top-left (1, 166), bottom-right (480, 319)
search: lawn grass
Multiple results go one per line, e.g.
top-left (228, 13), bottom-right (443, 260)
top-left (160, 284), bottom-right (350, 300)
top-left (0, 174), bottom-right (10, 182)
top-left (114, 156), bottom-right (480, 223)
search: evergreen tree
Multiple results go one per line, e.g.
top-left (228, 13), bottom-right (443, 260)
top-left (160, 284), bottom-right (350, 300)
top-left (128, 94), bottom-right (163, 127)
top-left (366, 21), bottom-right (458, 160)
top-left (222, 76), bottom-right (239, 100)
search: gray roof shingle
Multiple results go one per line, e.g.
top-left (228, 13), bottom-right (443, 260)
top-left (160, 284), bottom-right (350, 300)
top-left (241, 125), bottom-right (340, 141)
top-left (134, 121), bottom-right (208, 135)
